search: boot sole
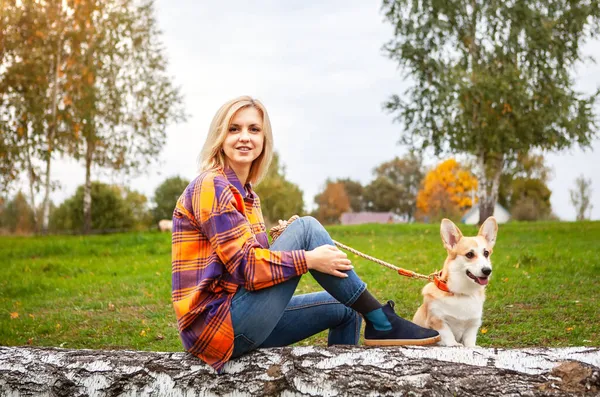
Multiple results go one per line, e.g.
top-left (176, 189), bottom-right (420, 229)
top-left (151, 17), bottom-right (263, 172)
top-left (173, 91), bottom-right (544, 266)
top-left (364, 334), bottom-right (441, 346)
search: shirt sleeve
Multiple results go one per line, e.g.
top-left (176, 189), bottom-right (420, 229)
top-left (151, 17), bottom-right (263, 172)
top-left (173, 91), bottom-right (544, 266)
top-left (194, 174), bottom-right (308, 291)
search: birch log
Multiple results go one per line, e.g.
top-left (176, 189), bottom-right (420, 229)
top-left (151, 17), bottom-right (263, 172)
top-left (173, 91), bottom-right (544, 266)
top-left (0, 346), bottom-right (598, 396)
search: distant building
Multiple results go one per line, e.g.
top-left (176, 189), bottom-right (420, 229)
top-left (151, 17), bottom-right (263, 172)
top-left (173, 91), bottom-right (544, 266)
top-left (340, 212), bottom-right (405, 225)
top-left (461, 203), bottom-right (511, 225)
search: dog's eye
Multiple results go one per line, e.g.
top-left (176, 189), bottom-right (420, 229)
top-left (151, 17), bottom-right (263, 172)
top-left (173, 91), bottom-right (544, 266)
top-left (465, 252), bottom-right (474, 259)
top-left (483, 250), bottom-right (489, 258)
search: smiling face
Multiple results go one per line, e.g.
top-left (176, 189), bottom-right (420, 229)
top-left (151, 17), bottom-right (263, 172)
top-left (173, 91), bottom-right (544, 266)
top-left (440, 217), bottom-right (498, 291)
top-left (222, 106), bottom-right (265, 180)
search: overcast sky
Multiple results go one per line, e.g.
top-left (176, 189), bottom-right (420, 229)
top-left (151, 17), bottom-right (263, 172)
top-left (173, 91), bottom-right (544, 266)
top-left (49, 1), bottom-right (600, 221)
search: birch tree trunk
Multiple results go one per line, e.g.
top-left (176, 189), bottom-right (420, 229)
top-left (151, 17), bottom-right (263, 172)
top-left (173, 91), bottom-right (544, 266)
top-left (0, 346), bottom-right (598, 396)
top-left (41, 154), bottom-right (52, 233)
top-left (83, 139), bottom-right (94, 234)
top-left (24, 131), bottom-right (39, 233)
top-left (41, 32), bottom-right (62, 234)
top-left (478, 152), bottom-right (504, 225)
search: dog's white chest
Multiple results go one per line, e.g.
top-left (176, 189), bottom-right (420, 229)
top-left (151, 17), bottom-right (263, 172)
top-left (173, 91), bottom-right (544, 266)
top-left (430, 294), bottom-right (484, 322)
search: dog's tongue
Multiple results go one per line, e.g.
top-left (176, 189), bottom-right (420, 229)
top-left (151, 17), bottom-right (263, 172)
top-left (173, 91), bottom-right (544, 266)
top-left (477, 277), bottom-right (489, 286)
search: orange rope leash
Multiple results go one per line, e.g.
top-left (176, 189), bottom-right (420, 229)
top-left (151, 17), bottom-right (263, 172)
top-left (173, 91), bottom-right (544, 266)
top-left (269, 215), bottom-right (440, 283)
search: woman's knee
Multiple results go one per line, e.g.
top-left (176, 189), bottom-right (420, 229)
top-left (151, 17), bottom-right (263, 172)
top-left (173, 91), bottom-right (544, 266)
top-left (299, 216), bottom-right (320, 229)
top-left (299, 216), bottom-right (331, 246)
top-left (299, 216), bottom-right (327, 236)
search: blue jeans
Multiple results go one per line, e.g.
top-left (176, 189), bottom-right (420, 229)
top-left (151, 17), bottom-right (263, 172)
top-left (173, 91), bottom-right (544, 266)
top-left (230, 216), bottom-right (366, 357)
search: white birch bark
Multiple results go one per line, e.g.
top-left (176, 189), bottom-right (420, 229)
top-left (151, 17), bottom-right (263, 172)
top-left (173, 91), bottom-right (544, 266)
top-left (0, 346), bottom-right (598, 396)
top-left (477, 152), bottom-right (504, 225)
top-left (83, 139), bottom-right (93, 234)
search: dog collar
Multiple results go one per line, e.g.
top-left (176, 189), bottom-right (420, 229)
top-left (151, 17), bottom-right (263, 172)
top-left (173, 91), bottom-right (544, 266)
top-left (433, 271), bottom-right (452, 294)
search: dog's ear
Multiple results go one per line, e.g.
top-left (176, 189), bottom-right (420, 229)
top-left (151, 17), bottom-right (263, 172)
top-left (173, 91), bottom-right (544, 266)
top-left (478, 216), bottom-right (498, 249)
top-left (440, 219), bottom-right (463, 251)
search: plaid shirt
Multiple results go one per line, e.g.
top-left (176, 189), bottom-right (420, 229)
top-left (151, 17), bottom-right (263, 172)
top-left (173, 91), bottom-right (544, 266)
top-left (171, 167), bottom-right (307, 372)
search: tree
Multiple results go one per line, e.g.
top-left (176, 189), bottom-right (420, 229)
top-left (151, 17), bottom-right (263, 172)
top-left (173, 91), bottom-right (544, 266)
top-left (152, 176), bottom-right (190, 223)
top-left (0, 0), bottom-right (73, 232)
top-left (254, 153), bottom-right (304, 226)
top-left (1, 0), bottom-right (49, 230)
top-left (382, 0), bottom-right (600, 225)
top-left (510, 178), bottom-right (553, 221)
top-left (416, 159), bottom-right (478, 222)
top-left (64, 0), bottom-right (186, 233)
top-left (0, 191), bottom-right (36, 234)
top-left (336, 178), bottom-right (365, 213)
top-left (498, 153), bottom-right (552, 210)
top-left (364, 153), bottom-right (424, 220)
top-left (3, 345), bottom-right (600, 395)
top-left (570, 175), bottom-right (593, 221)
top-left (499, 153), bottom-right (553, 220)
top-left (125, 188), bottom-right (153, 231)
top-left (1, 1), bottom-right (185, 233)
top-left (313, 180), bottom-right (350, 225)
top-left (50, 182), bottom-right (150, 232)
top-left (364, 176), bottom-right (403, 214)
top-left (0, 131), bottom-right (21, 194)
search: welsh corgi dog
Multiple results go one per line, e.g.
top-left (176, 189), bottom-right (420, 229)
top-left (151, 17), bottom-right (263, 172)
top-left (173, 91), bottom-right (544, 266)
top-left (413, 217), bottom-right (498, 347)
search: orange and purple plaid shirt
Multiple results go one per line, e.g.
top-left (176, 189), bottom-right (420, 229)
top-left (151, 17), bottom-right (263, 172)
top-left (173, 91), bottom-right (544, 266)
top-left (171, 167), bottom-right (307, 372)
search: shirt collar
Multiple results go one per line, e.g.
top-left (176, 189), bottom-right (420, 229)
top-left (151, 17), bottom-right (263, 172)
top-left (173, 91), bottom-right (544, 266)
top-left (222, 167), bottom-right (254, 199)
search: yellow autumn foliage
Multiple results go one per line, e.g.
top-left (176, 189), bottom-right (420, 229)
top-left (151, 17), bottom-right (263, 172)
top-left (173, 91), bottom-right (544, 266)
top-left (416, 159), bottom-right (478, 221)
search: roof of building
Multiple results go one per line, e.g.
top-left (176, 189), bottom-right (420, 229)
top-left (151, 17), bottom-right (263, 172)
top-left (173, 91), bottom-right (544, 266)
top-left (461, 203), bottom-right (510, 224)
top-left (340, 212), bottom-right (400, 225)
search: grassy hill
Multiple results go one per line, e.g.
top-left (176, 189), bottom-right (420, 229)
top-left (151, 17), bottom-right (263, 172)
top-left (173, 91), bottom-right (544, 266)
top-left (1, 221), bottom-right (598, 352)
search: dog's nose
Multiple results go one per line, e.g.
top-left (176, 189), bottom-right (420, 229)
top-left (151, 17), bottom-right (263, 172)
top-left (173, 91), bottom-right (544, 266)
top-left (482, 267), bottom-right (492, 276)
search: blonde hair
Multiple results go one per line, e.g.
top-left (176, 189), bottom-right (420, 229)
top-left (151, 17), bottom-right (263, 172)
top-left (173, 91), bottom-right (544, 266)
top-left (199, 96), bottom-right (274, 185)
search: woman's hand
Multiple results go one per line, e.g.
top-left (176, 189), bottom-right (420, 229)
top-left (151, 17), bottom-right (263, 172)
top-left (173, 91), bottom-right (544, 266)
top-left (305, 245), bottom-right (353, 278)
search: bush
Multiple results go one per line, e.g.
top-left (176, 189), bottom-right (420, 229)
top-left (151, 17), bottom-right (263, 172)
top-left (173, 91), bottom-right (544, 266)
top-left (50, 182), bottom-right (152, 232)
top-left (0, 191), bottom-right (36, 234)
top-left (510, 178), bottom-right (552, 221)
top-left (152, 176), bottom-right (189, 223)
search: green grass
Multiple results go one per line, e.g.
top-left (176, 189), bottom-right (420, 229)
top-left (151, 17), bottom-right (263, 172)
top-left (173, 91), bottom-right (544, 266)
top-left (1, 221), bottom-right (599, 352)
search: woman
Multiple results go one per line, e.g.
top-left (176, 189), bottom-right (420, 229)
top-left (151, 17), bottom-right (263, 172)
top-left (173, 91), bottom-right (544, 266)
top-left (172, 96), bottom-right (440, 372)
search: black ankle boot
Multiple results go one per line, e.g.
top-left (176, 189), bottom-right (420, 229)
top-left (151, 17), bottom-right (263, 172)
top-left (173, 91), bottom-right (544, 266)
top-left (364, 301), bottom-right (441, 346)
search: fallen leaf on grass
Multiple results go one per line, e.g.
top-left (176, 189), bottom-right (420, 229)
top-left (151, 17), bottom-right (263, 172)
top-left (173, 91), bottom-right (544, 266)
top-left (566, 327), bottom-right (574, 332)
top-left (140, 330), bottom-right (147, 337)
top-left (10, 312), bottom-right (19, 319)
top-left (28, 314), bottom-right (35, 319)
top-left (56, 323), bottom-right (61, 330)
top-left (480, 328), bottom-right (488, 334)
top-left (155, 334), bottom-right (164, 340)
top-left (108, 303), bottom-right (115, 311)
top-left (27, 338), bottom-right (34, 345)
